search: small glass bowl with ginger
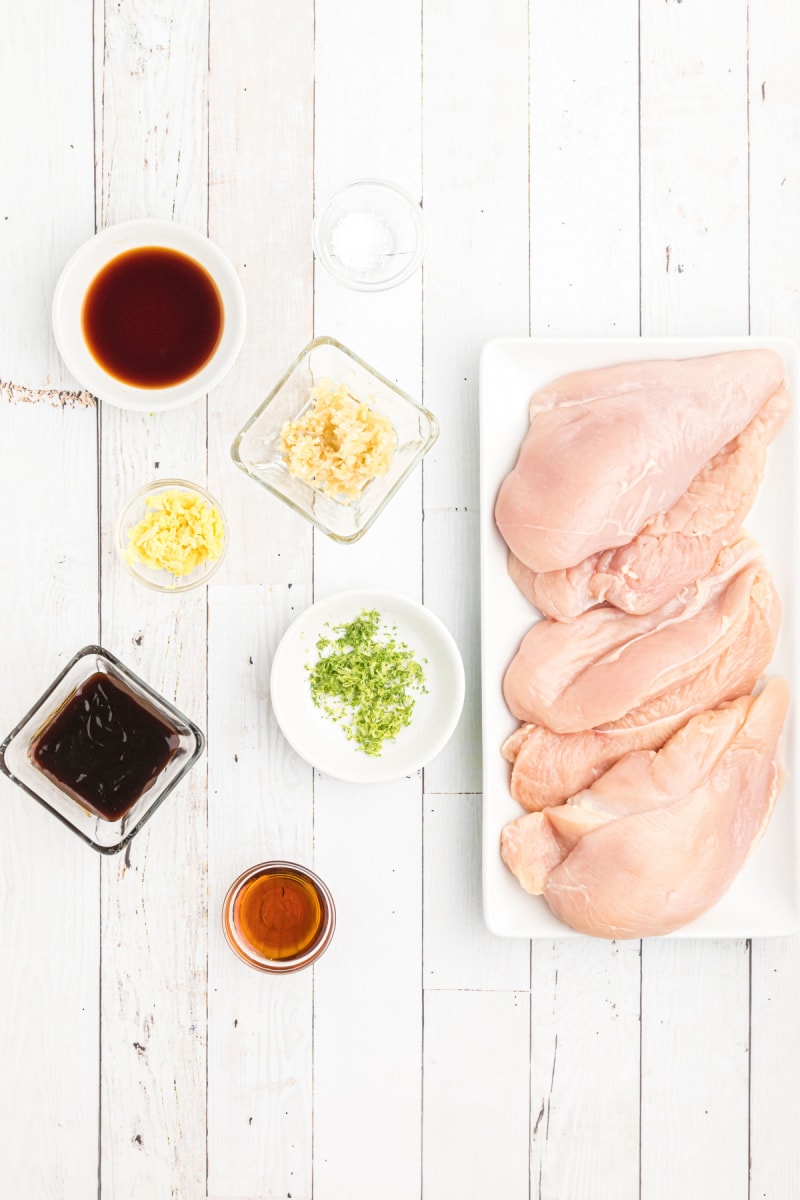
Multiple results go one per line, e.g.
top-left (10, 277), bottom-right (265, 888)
top-left (230, 337), bottom-right (439, 543)
top-left (116, 478), bottom-right (228, 592)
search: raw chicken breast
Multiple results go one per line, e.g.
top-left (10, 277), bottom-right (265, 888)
top-left (503, 536), bottom-right (779, 732)
top-left (512, 381), bottom-right (791, 620)
top-left (495, 349), bottom-right (785, 574)
top-left (499, 680), bottom-right (790, 937)
top-left (504, 535), bottom-right (780, 811)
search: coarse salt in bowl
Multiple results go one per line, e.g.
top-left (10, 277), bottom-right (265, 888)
top-left (312, 179), bottom-right (425, 291)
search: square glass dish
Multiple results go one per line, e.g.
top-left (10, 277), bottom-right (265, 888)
top-left (230, 336), bottom-right (438, 543)
top-left (0, 645), bottom-right (205, 853)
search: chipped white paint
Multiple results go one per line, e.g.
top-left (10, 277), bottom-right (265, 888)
top-left (1, 2), bottom-right (800, 1198)
top-left (0, 381), bottom-right (96, 408)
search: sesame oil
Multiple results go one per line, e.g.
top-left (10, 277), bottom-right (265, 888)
top-left (225, 864), bottom-right (331, 965)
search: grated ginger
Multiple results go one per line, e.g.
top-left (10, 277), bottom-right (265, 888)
top-left (280, 380), bottom-right (396, 500)
top-left (126, 488), bottom-right (224, 577)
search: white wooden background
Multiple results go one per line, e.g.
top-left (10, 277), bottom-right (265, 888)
top-left (1, 1), bottom-right (798, 1197)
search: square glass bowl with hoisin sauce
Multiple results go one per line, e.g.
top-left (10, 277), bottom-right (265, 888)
top-left (0, 646), bottom-right (204, 853)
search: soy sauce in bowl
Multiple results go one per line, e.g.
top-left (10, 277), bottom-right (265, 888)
top-left (81, 245), bottom-right (223, 388)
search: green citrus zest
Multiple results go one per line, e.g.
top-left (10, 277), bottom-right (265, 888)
top-left (307, 609), bottom-right (427, 757)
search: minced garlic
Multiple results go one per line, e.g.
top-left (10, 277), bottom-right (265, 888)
top-left (280, 379), bottom-right (396, 500)
top-left (126, 488), bottom-right (224, 577)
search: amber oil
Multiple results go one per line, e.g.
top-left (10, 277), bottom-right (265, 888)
top-left (222, 861), bottom-right (335, 974)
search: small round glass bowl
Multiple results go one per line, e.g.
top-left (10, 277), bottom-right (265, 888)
top-left (222, 861), bottom-right (336, 974)
top-left (116, 478), bottom-right (228, 593)
top-left (312, 179), bottom-right (425, 291)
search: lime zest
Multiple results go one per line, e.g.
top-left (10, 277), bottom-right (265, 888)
top-left (306, 609), bottom-right (427, 757)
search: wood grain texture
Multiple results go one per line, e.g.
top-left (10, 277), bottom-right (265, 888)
top-left (748, 1), bottom-right (800, 1194)
top-left (95, 1), bottom-right (211, 1196)
top-left (638, 5), bottom-right (753, 1196)
top-left (640, 0), bottom-right (750, 336)
top-left (313, 775), bottom-right (423, 1200)
top-left (311, 6), bottom-right (425, 1198)
top-left (207, 0), bottom-right (315, 589)
top-left (530, 940), bottom-right (641, 1200)
top-left (423, 989), bottom-right (531, 1199)
top-left (207, 585), bottom-right (314, 1199)
top-left (424, 793), bottom-right (529, 991)
top-left (641, 941), bottom-right (750, 1200)
top-left (530, 0), bottom-right (641, 337)
top-left (3, 1), bottom-right (800, 1196)
top-left (525, 4), bottom-right (644, 1192)
top-left (0, 1), bottom-right (99, 1196)
top-left (0, 402), bottom-right (100, 1200)
top-left (422, 0), bottom-right (529, 801)
top-left (0, 1), bottom-right (95, 389)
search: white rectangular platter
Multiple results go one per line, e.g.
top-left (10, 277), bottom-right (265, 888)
top-left (479, 336), bottom-right (800, 939)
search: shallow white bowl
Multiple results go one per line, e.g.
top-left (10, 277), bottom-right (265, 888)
top-left (52, 218), bottom-right (246, 411)
top-left (270, 590), bottom-right (465, 783)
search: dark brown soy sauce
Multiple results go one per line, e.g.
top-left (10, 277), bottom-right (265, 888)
top-left (31, 673), bottom-right (180, 821)
top-left (81, 246), bottom-right (223, 388)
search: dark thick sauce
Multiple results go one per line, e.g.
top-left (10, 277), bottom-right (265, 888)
top-left (31, 673), bottom-right (180, 821)
top-left (81, 246), bottom-right (223, 388)
top-left (231, 868), bottom-right (325, 961)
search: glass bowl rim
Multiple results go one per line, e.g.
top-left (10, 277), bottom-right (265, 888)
top-left (0, 643), bottom-right (206, 854)
top-left (115, 476), bottom-right (229, 593)
top-left (229, 335), bottom-right (439, 544)
top-left (311, 178), bottom-right (426, 292)
top-left (222, 859), bottom-right (337, 973)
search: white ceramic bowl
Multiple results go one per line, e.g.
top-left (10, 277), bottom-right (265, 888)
top-left (270, 590), bottom-right (465, 783)
top-left (52, 219), bottom-right (246, 411)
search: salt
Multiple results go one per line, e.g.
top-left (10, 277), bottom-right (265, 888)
top-left (329, 210), bottom-right (395, 273)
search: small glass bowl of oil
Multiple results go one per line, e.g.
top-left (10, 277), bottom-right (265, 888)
top-left (222, 860), bottom-right (336, 974)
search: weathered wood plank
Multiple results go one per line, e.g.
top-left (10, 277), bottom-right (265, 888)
top-left (207, 0), bottom-right (315, 590)
top-left (423, 990), bottom-right (530, 1199)
top-left (640, 0), bottom-right (750, 337)
top-left (525, 4), bottom-right (643, 1196)
top-left (530, 0), bottom-right (641, 336)
top-left (424, 792), bottom-right (529, 991)
top-left (639, 4), bottom-right (751, 1197)
top-left (641, 941), bottom-right (750, 1200)
top-left (531, 940), bottom-right (642, 1200)
top-left (422, 0), bottom-right (530, 795)
top-left (96, 1), bottom-right (211, 1195)
top-left (748, 0), bottom-right (800, 1194)
top-left (207, 584), bottom-right (314, 1199)
top-left (0, 1), bottom-right (99, 1195)
top-left (0, 399), bottom-right (100, 1200)
top-left (313, 774), bottom-right (423, 1200)
top-left (310, 4), bottom-right (425, 1198)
